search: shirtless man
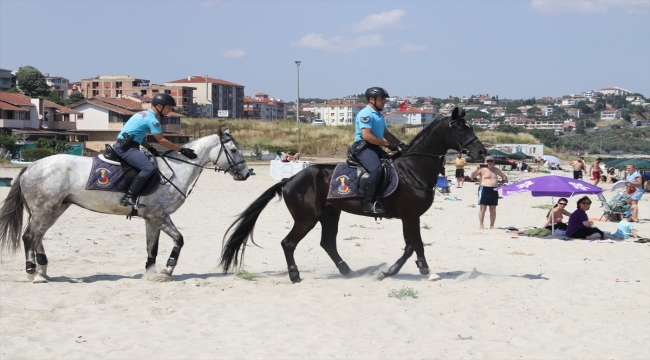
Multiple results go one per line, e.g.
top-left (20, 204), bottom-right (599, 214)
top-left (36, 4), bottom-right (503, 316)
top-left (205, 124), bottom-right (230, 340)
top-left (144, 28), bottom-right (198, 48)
top-left (470, 155), bottom-right (508, 230)
top-left (570, 156), bottom-right (586, 180)
top-left (589, 158), bottom-right (603, 186)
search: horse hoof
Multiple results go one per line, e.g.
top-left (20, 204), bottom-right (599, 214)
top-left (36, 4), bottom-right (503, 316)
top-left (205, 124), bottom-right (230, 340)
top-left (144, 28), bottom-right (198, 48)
top-left (428, 272), bottom-right (441, 281)
top-left (32, 273), bottom-right (49, 284)
top-left (145, 272), bottom-right (171, 282)
top-left (337, 261), bottom-right (350, 275)
top-left (373, 271), bottom-right (386, 281)
top-left (419, 267), bottom-right (430, 275)
top-left (288, 265), bottom-right (301, 283)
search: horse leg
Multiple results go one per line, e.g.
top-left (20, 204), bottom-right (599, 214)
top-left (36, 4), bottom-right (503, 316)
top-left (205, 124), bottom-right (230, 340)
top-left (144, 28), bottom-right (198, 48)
top-left (281, 220), bottom-right (317, 283)
top-left (379, 228), bottom-right (415, 280)
top-left (144, 219), bottom-right (161, 274)
top-left (23, 205), bottom-right (71, 283)
top-left (146, 215), bottom-right (183, 278)
top-left (318, 208), bottom-right (349, 275)
top-left (401, 217), bottom-right (434, 276)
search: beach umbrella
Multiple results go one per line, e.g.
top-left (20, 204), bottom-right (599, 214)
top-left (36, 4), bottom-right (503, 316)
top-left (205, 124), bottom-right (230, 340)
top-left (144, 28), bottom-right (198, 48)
top-left (622, 158), bottom-right (650, 170)
top-left (542, 155), bottom-right (562, 165)
top-left (488, 149), bottom-right (510, 157)
top-left (604, 158), bottom-right (631, 168)
top-left (495, 174), bottom-right (603, 234)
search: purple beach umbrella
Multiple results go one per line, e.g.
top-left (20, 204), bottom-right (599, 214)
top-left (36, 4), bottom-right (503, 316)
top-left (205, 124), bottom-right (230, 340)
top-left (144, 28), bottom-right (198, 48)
top-left (495, 175), bottom-right (603, 234)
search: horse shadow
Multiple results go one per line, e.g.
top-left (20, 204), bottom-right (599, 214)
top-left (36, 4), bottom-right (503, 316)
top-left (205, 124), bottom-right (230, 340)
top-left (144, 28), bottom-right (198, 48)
top-left (322, 266), bottom-right (549, 282)
top-left (436, 269), bottom-right (549, 281)
top-left (48, 272), bottom-right (227, 283)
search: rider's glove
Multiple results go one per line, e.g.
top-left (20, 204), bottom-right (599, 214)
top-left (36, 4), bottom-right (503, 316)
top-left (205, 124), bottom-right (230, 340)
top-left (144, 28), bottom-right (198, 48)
top-left (399, 142), bottom-right (409, 152)
top-left (386, 143), bottom-right (399, 152)
top-left (147, 147), bottom-right (160, 156)
top-left (180, 147), bottom-right (197, 159)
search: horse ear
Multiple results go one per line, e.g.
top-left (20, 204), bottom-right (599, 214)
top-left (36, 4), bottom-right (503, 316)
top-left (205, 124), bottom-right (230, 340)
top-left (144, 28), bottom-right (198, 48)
top-left (452, 107), bottom-right (459, 119)
top-left (217, 127), bottom-right (224, 137)
top-left (459, 109), bottom-right (466, 118)
top-left (225, 129), bottom-right (230, 134)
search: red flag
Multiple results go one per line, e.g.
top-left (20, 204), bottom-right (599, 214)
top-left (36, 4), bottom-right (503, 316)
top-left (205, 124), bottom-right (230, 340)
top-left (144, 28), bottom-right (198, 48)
top-left (399, 100), bottom-right (407, 112)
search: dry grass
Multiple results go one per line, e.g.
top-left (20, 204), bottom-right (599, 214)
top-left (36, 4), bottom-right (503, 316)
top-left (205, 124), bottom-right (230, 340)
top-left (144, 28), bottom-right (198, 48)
top-left (181, 118), bottom-right (415, 157)
top-left (477, 131), bottom-right (541, 146)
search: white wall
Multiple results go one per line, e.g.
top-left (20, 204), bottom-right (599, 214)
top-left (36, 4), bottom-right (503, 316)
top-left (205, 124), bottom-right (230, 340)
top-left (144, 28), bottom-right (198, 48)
top-left (74, 104), bottom-right (109, 130)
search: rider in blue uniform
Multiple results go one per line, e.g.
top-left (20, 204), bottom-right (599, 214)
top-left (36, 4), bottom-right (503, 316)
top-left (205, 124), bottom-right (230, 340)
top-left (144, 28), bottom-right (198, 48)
top-left (351, 87), bottom-right (408, 214)
top-left (114, 93), bottom-right (197, 206)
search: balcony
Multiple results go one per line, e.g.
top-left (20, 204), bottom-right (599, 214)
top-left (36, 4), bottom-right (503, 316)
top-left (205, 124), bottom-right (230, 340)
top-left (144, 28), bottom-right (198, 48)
top-left (108, 122), bottom-right (123, 130)
top-left (0, 119), bottom-right (31, 128)
top-left (50, 121), bottom-right (77, 130)
top-left (162, 124), bottom-right (181, 133)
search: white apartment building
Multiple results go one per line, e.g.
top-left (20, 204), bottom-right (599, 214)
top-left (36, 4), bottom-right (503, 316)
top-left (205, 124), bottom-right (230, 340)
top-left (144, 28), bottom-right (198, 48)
top-left (385, 108), bottom-right (436, 125)
top-left (165, 76), bottom-right (244, 118)
top-left (600, 109), bottom-right (622, 120)
top-left (44, 74), bottom-right (69, 99)
top-left (600, 87), bottom-right (632, 96)
top-left (312, 100), bottom-right (366, 126)
top-left (539, 105), bottom-right (558, 116)
top-left (561, 98), bottom-right (578, 106)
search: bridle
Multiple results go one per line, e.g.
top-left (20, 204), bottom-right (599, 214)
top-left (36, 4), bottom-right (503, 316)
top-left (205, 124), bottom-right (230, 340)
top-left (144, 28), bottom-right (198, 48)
top-left (395, 117), bottom-right (480, 192)
top-left (154, 133), bottom-right (246, 198)
top-left (213, 133), bottom-right (247, 175)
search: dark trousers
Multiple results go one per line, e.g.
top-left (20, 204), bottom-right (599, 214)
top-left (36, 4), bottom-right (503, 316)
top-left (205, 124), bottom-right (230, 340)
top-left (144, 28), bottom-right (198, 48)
top-left (351, 142), bottom-right (386, 185)
top-left (113, 141), bottom-right (156, 180)
top-left (545, 222), bottom-right (568, 231)
top-left (568, 227), bottom-right (604, 239)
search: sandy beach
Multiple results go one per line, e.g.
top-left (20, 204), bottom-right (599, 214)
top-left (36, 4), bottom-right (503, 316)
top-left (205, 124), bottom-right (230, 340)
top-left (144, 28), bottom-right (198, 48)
top-left (1, 162), bottom-right (648, 359)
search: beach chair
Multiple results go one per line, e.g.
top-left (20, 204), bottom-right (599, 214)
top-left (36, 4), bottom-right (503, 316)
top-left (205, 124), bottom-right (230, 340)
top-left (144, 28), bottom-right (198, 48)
top-left (597, 193), bottom-right (624, 222)
top-left (435, 176), bottom-right (451, 196)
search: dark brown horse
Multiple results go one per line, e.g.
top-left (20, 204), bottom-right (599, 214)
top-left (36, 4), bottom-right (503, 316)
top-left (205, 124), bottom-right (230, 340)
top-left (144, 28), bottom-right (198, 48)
top-left (221, 107), bottom-right (486, 282)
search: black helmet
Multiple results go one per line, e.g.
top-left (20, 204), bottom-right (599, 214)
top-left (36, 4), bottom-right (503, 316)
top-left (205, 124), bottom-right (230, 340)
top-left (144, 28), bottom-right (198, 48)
top-left (365, 87), bottom-right (389, 100)
top-left (152, 93), bottom-right (176, 107)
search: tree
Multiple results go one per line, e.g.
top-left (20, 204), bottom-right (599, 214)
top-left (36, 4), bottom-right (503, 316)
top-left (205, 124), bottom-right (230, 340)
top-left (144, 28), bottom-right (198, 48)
top-left (8, 87), bottom-right (19, 93)
top-left (15, 65), bottom-right (51, 97)
top-left (34, 138), bottom-right (72, 154)
top-left (67, 91), bottom-right (85, 104)
top-left (527, 107), bottom-right (540, 117)
top-left (46, 91), bottom-right (65, 106)
top-left (575, 122), bottom-right (586, 135)
top-left (0, 134), bottom-right (15, 151)
top-left (494, 124), bottom-right (522, 134)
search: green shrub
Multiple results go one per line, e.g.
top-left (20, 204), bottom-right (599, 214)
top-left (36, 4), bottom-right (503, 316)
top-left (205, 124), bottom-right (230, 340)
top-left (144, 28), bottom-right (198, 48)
top-left (0, 134), bottom-right (15, 151)
top-left (21, 148), bottom-right (54, 162)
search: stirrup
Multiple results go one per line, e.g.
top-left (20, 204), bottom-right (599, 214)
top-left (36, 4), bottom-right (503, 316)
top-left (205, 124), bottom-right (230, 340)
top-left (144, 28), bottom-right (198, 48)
top-left (364, 201), bottom-right (384, 214)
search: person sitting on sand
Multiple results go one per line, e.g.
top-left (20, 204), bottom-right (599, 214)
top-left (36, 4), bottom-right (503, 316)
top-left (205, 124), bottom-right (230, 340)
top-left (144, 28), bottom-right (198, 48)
top-left (612, 211), bottom-right (641, 240)
top-left (281, 151), bottom-right (301, 162)
top-left (566, 196), bottom-right (604, 239)
top-left (543, 198), bottom-right (572, 231)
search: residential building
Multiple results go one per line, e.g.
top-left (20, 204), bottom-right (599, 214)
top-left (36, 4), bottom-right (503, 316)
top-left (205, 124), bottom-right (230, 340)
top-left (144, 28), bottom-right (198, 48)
top-left (563, 120), bottom-right (576, 131)
top-left (463, 104), bottom-right (488, 112)
top-left (69, 97), bottom-right (186, 152)
top-left (243, 93), bottom-right (288, 120)
top-left (80, 75), bottom-right (150, 99)
top-left (582, 90), bottom-right (596, 101)
top-left (0, 92), bottom-right (86, 143)
top-left (504, 113), bottom-right (523, 122)
top-left (600, 86), bottom-right (632, 96)
top-left (600, 109), bottom-right (622, 120)
top-left (68, 81), bottom-right (82, 96)
top-left (385, 108), bottom-right (436, 125)
top-left (44, 74), bottom-right (69, 99)
top-left (492, 143), bottom-right (545, 157)
top-left (0, 68), bottom-right (14, 91)
top-left (539, 105), bottom-right (558, 116)
top-left (421, 101), bottom-right (435, 111)
top-left (561, 98), bottom-right (578, 106)
top-left (566, 108), bottom-right (581, 118)
top-left (165, 76), bottom-right (244, 118)
top-left (470, 118), bottom-right (491, 130)
top-left (312, 100), bottom-right (366, 126)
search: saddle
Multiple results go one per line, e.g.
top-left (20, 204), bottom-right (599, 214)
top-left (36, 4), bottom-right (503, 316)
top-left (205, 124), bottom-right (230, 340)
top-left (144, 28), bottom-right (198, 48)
top-left (326, 148), bottom-right (399, 200)
top-left (84, 144), bottom-right (160, 196)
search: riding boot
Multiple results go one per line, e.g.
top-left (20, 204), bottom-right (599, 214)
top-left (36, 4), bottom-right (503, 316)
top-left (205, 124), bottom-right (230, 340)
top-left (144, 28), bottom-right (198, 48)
top-left (362, 182), bottom-right (384, 214)
top-left (120, 175), bottom-right (148, 206)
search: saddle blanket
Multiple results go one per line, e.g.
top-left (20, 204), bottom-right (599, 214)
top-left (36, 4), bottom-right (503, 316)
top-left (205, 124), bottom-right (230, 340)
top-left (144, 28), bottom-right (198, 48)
top-left (85, 156), bottom-right (159, 196)
top-left (326, 162), bottom-right (399, 200)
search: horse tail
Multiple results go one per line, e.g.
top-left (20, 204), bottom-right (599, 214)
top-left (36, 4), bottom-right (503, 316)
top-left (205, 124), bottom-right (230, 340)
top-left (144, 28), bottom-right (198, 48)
top-left (220, 179), bottom-right (288, 272)
top-left (0, 167), bottom-right (27, 255)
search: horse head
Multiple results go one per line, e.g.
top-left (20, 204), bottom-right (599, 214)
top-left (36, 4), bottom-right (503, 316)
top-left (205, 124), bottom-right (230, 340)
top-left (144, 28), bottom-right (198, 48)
top-left (447, 107), bottom-right (486, 161)
top-left (209, 128), bottom-right (250, 181)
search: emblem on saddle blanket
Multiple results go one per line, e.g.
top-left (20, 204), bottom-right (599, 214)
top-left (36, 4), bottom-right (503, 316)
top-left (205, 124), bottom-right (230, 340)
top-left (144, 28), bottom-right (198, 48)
top-left (326, 163), bottom-right (399, 200)
top-left (85, 156), bottom-right (159, 196)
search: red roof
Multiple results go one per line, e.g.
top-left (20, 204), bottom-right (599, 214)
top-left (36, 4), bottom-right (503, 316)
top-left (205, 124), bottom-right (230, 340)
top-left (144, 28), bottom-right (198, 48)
top-left (166, 76), bottom-right (243, 87)
top-left (0, 100), bottom-right (26, 111)
top-left (312, 100), bottom-right (366, 107)
top-left (0, 92), bottom-right (33, 106)
top-left (93, 97), bottom-right (143, 111)
top-left (72, 99), bottom-right (138, 115)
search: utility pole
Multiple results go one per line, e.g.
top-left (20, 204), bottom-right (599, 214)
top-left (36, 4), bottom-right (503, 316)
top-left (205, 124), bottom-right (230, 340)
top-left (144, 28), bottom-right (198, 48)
top-left (295, 61), bottom-right (301, 123)
top-left (206, 74), bottom-right (213, 118)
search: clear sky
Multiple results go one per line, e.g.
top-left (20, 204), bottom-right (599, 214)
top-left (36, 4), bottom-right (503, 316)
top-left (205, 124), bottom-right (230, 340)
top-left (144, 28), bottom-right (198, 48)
top-left (1, 0), bottom-right (648, 101)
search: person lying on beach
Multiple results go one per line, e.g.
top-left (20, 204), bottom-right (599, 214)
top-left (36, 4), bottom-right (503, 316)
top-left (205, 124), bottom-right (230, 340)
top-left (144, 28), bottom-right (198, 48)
top-left (566, 196), bottom-right (605, 240)
top-left (281, 151), bottom-right (301, 162)
top-left (543, 198), bottom-right (571, 231)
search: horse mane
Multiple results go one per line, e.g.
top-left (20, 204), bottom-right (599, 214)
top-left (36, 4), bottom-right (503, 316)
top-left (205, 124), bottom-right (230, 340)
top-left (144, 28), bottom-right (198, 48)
top-left (408, 115), bottom-right (450, 148)
top-left (182, 133), bottom-right (219, 148)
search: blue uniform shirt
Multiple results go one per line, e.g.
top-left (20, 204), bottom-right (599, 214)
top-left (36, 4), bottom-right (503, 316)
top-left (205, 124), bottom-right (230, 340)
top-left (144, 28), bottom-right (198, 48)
top-left (354, 106), bottom-right (386, 142)
top-left (117, 109), bottom-right (162, 144)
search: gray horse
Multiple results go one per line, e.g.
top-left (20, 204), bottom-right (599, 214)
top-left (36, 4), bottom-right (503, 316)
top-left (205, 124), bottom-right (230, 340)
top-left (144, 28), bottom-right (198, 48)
top-left (0, 128), bottom-right (249, 283)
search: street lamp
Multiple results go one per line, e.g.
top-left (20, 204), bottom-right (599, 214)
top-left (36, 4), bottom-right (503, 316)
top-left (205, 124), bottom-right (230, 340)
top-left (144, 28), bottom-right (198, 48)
top-left (295, 61), bottom-right (301, 123)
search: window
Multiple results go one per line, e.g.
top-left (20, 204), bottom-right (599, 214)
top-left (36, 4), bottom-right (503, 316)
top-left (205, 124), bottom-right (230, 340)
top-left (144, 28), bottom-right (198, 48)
top-left (331, 113), bottom-right (335, 116)
top-left (165, 90), bottom-right (171, 94)
top-left (92, 90), bottom-right (99, 96)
